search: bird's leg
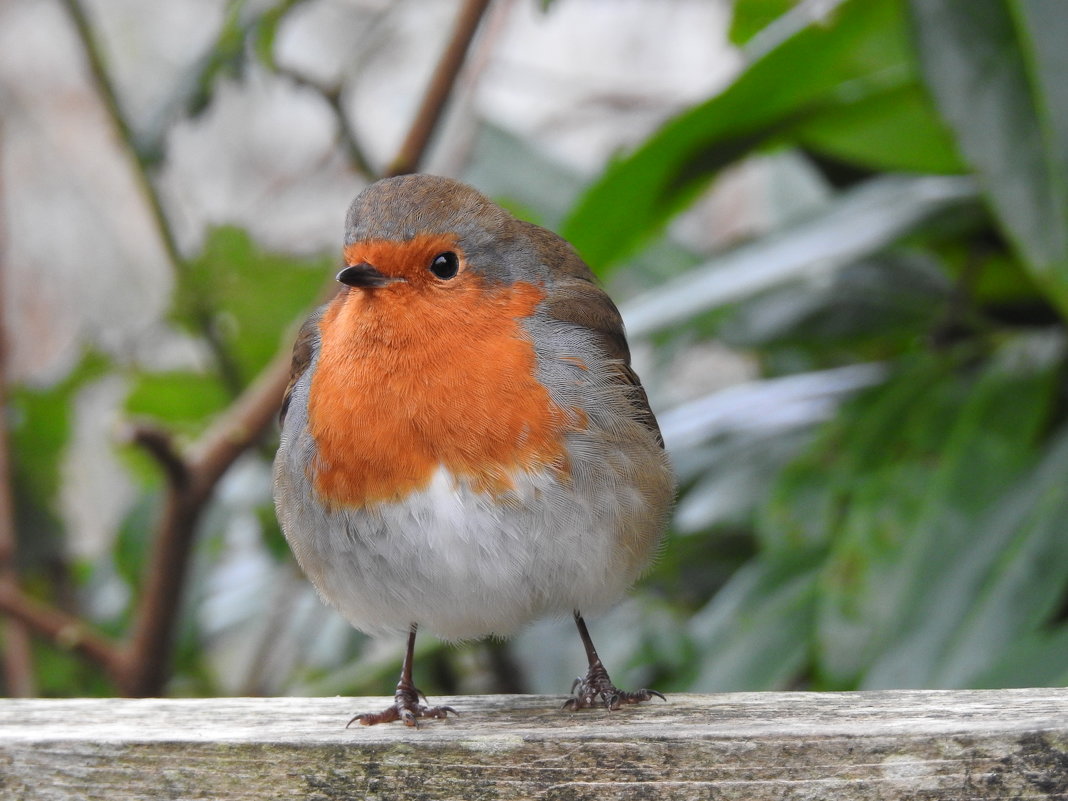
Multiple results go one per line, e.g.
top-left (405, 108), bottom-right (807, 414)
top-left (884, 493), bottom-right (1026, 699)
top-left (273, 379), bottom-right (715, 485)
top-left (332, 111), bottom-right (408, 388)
top-left (563, 611), bottom-right (665, 711)
top-left (348, 624), bottom-right (457, 727)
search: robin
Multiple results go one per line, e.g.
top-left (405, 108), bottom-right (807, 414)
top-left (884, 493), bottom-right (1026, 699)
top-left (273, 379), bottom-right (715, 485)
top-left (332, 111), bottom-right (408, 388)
top-left (273, 174), bottom-right (675, 726)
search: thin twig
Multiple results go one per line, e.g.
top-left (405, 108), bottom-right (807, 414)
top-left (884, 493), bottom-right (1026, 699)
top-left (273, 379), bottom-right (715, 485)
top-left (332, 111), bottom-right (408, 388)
top-left (60, 0), bottom-right (250, 398)
top-left (276, 67), bottom-right (376, 179)
top-left (58, 0), bottom-right (184, 274)
top-left (387, 0), bottom-right (495, 176)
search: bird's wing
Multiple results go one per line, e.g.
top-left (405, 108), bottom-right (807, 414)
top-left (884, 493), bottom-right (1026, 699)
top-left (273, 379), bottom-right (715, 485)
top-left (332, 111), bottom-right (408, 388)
top-left (520, 223), bottom-right (665, 448)
top-left (280, 308), bottom-right (322, 427)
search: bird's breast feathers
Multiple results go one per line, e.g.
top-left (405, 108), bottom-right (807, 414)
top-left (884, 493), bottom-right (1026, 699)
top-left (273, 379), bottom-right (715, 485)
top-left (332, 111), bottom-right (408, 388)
top-left (304, 276), bottom-right (582, 509)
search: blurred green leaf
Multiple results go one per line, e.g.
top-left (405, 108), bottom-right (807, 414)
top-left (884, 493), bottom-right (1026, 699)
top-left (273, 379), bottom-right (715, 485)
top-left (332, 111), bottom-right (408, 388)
top-left (125, 371), bottom-right (234, 433)
top-left (760, 353), bottom-right (949, 555)
top-left (867, 421), bottom-right (1068, 688)
top-left (185, 0), bottom-right (248, 119)
top-left (689, 552), bottom-right (820, 691)
top-left (7, 354), bottom-right (109, 559)
top-left (257, 503), bottom-right (291, 560)
top-left (969, 626), bottom-right (1068, 688)
top-left (254, 0), bottom-right (313, 69)
top-left (177, 226), bottom-right (326, 379)
top-left (812, 344), bottom-right (1059, 687)
top-left (910, 0), bottom-right (1068, 315)
top-left (793, 84), bottom-right (965, 173)
top-left (674, 429), bottom-right (813, 534)
top-left (32, 639), bottom-right (113, 698)
top-left (621, 174), bottom-right (976, 338)
top-left (563, 0), bottom-right (918, 270)
top-left (721, 250), bottom-right (953, 353)
top-left (940, 238), bottom-right (1045, 311)
top-left (728, 0), bottom-right (798, 46)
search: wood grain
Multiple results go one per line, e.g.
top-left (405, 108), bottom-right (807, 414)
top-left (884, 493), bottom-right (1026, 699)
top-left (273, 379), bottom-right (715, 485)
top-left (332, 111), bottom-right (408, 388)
top-left (0, 690), bottom-right (1066, 799)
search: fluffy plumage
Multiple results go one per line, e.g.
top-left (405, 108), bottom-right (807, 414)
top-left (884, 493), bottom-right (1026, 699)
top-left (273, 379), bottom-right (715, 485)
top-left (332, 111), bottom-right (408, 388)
top-left (272, 174), bottom-right (674, 722)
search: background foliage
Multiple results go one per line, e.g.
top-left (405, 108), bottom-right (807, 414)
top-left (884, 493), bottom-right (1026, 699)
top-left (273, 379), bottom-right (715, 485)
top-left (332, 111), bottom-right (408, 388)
top-left (3, 0), bottom-right (1068, 698)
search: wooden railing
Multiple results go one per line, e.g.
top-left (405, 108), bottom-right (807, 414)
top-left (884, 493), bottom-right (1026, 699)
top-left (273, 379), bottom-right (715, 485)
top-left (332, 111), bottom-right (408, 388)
top-left (1, 689), bottom-right (1065, 799)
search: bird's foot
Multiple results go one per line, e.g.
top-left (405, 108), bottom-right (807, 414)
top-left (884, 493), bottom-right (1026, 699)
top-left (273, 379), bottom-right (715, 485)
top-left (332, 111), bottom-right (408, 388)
top-left (347, 683), bottom-right (457, 728)
top-left (562, 659), bottom-right (665, 711)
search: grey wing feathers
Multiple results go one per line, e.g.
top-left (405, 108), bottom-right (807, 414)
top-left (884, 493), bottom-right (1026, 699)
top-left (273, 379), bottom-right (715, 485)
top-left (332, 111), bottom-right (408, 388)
top-left (527, 226), bottom-right (665, 449)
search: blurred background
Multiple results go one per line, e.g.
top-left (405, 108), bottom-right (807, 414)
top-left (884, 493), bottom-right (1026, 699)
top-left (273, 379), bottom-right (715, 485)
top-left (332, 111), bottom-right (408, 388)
top-left (1, 0), bottom-right (1067, 699)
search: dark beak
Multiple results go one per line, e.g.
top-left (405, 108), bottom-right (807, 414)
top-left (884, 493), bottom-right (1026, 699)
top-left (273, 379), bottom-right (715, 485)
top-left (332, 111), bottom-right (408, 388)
top-left (336, 262), bottom-right (403, 288)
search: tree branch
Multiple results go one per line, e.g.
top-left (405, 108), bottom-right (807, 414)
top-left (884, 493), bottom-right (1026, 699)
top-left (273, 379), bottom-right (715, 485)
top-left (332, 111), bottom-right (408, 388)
top-left (388, 0), bottom-right (495, 177)
top-left (0, 585), bottom-right (123, 683)
top-left (120, 352), bottom-right (295, 696)
top-left (0, 123), bottom-right (36, 697)
top-left (128, 424), bottom-right (189, 489)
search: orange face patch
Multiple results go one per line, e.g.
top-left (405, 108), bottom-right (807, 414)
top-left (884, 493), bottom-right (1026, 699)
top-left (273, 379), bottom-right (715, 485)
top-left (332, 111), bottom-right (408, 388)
top-left (342, 234), bottom-right (462, 285)
top-left (308, 240), bottom-right (573, 508)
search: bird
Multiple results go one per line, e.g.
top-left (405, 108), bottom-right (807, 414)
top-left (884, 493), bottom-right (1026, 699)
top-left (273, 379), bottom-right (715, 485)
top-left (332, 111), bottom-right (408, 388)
top-left (273, 173), bottom-right (675, 726)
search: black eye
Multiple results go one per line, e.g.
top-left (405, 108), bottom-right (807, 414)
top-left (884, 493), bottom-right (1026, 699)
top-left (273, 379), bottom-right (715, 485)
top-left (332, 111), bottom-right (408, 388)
top-left (430, 251), bottom-right (459, 280)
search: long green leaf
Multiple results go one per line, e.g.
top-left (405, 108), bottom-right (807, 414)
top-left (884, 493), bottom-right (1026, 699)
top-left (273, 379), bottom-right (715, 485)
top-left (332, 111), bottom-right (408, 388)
top-left (934, 425), bottom-right (1068, 686)
top-left (562, 0), bottom-right (912, 270)
top-left (910, 0), bottom-right (1068, 313)
top-left (689, 554), bottom-right (820, 691)
top-left (814, 348), bottom-right (1058, 687)
top-left (728, 0), bottom-right (797, 46)
top-left (620, 174), bottom-right (976, 338)
top-left (792, 83), bottom-right (965, 173)
top-left (758, 356), bottom-right (950, 556)
top-left (969, 626), bottom-right (1068, 688)
top-left (863, 419), bottom-right (1068, 689)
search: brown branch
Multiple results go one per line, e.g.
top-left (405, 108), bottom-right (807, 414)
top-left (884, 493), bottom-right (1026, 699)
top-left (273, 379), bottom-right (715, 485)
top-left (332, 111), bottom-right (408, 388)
top-left (120, 352), bottom-right (294, 696)
top-left (116, 487), bottom-right (201, 696)
top-left (0, 585), bottom-right (123, 682)
top-left (387, 0), bottom-right (495, 177)
top-left (0, 461), bottom-right (35, 697)
top-left (128, 423), bottom-right (189, 489)
top-left (0, 122), bottom-right (36, 697)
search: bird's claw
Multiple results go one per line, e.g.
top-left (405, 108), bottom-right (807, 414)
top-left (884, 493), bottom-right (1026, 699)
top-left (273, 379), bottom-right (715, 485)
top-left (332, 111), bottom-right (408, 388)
top-left (562, 661), bottom-right (666, 711)
top-left (347, 683), bottom-right (457, 728)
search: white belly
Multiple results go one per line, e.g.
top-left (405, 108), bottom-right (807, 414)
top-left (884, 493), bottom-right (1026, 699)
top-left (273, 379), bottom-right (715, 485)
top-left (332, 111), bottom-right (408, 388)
top-left (275, 461), bottom-right (660, 640)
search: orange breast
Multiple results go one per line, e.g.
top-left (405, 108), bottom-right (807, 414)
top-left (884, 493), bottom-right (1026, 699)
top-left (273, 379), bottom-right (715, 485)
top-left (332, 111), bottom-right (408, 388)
top-left (307, 275), bottom-right (574, 508)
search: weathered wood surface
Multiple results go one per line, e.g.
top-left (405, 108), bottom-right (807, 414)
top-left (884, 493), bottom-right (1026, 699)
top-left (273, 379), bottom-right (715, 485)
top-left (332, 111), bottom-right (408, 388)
top-left (0, 689), bottom-right (1066, 800)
